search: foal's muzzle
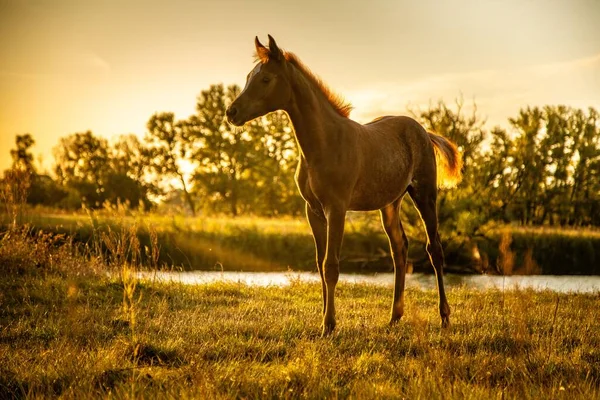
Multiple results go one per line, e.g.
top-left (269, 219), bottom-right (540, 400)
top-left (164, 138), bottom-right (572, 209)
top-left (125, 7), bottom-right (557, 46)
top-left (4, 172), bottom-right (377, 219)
top-left (226, 105), bottom-right (238, 119)
top-left (226, 105), bottom-right (243, 126)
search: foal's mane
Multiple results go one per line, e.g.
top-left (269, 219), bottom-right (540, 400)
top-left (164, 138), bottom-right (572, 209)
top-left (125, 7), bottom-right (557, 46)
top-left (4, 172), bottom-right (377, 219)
top-left (256, 50), bottom-right (353, 118)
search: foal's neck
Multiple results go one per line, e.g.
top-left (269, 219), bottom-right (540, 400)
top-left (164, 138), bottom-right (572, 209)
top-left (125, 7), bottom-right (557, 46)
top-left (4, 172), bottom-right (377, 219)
top-left (284, 65), bottom-right (349, 161)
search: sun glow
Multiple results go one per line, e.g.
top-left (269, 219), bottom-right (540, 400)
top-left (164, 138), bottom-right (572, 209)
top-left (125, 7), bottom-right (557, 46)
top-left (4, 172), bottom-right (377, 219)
top-left (1, 0), bottom-right (599, 173)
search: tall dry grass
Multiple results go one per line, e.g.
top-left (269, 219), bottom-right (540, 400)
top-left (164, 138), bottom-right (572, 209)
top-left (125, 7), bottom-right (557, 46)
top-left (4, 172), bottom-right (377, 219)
top-left (0, 169), bottom-right (31, 228)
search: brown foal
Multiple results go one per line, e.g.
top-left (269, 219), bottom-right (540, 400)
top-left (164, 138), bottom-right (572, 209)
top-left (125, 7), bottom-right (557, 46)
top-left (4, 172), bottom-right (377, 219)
top-left (227, 35), bottom-right (462, 336)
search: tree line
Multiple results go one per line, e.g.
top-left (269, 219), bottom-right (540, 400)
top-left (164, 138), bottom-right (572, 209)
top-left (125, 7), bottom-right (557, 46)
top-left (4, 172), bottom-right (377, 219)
top-left (3, 84), bottom-right (302, 217)
top-left (2, 84), bottom-right (600, 227)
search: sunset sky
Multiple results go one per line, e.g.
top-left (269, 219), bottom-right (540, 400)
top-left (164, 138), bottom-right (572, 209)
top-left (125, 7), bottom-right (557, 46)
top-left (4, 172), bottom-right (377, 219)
top-left (1, 0), bottom-right (599, 172)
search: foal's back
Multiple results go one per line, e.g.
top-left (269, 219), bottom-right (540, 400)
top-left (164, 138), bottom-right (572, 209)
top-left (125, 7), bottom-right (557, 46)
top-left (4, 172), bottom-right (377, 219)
top-left (345, 116), bottom-right (436, 211)
top-left (360, 115), bottom-right (434, 166)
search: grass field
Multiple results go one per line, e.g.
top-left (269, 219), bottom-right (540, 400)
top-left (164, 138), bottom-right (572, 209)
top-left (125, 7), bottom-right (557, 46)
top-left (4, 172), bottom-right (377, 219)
top-left (10, 208), bottom-right (600, 275)
top-left (12, 209), bottom-right (401, 273)
top-left (1, 228), bottom-right (599, 399)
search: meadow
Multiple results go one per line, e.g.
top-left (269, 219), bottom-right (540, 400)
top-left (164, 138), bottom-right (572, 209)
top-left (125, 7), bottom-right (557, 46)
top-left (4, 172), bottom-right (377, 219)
top-left (1, 225), bottom-right (600, 399)
top-left (13, 208), bottom-right (410, 273)
top-left (13, 208), bottom-right (600, 275)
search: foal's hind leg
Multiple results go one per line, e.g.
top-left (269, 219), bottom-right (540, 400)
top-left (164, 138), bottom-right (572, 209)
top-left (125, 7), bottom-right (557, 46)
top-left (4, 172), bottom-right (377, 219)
top-left (408, 186), bottom-right (451, 328)
top-left (380, 198), bottom-right (409, 324)
top-left (306, 203), bottom-right (327, 315)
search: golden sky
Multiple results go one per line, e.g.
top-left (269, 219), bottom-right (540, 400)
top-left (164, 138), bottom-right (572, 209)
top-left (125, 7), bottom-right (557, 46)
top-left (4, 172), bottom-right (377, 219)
top-left (1, 0), bottom-right (599, 172)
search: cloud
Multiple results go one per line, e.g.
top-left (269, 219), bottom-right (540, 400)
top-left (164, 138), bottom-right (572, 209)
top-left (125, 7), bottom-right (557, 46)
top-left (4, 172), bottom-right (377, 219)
top-left (79, 52), bottom-right (111, 75)
top-left (346, 53), bottom-right (600, 127)
top-left (0, 51), bottom-right (111, 80)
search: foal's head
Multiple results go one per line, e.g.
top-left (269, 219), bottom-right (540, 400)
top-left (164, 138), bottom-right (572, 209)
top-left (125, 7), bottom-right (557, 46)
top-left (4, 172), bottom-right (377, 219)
top-left (226, 35), bottom-right (292, 126)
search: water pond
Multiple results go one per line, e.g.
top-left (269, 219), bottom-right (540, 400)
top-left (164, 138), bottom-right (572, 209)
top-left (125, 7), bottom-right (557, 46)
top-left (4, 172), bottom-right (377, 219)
top-left (137, 271), bottom-right (600, 293)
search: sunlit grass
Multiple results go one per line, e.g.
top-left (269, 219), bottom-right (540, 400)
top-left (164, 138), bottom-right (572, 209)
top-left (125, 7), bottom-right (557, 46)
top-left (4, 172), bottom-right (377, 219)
top-left (14, 209), bottom-right (391, 273)
top-left (1, 230), bottom-right (599, 399)
top-left (19, 208), bottom-right (383, 236)
top-left (6, 208), bottom-right (600, 275)
top-left (508, 224), bottom-right (600, 238)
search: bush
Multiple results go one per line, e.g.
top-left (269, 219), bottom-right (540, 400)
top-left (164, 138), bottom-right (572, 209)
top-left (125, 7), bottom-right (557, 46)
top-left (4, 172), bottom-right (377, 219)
top-left (475, 228), bottom-right (600, 275)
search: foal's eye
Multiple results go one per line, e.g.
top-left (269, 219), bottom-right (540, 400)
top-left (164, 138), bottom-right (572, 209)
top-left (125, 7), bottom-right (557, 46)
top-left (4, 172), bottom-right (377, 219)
top-left (262, 76), bottom-right (271, 83)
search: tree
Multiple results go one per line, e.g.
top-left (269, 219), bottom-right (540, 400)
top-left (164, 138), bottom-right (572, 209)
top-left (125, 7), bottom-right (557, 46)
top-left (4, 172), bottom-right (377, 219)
top-left (412, 99), bottom-right (485, 174)
top-left (538, 106), bottom-right (573, 224)
top-left (10, 134), bottom-right (36, 174)
top-left (2, 134), bottom-right (36, 224)
top-left (481, 105), bottom-right (600, 226)
top-left (28, 174), bottom-right (69, 207)
top-left (247, 111), bottom-right (303, 215)
top-left (188, 84), bottom-right (255, 216)
top-left (410, 99), bottom-right (487, 239)
top-left (3, 134), bottom-right (69, 207)
top-left (54, 131), bottom-right (111, 207)
top-left (111, 134), bottom-right (150, 184)
top-left (506, 107), bottom-right (546, 224)
top-left (54, 131), bottom-right (153, 209)
top-left (145, 112), bottom-right (197, 215)
top-left (188, 84), bottom-right (301, 216)
top-left (566, 107), bottom-right (600, 225)
top-left (476, 126), bottom-right (516, 222)
top-left (107, 134), bottom-right (155, 210)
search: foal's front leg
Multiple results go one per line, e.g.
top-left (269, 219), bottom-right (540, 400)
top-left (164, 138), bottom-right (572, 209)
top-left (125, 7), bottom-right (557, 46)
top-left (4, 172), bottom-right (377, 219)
top-left (322, 206), bottom-right (346, 336)
top-left (306, 203), bottom-right (327, 315)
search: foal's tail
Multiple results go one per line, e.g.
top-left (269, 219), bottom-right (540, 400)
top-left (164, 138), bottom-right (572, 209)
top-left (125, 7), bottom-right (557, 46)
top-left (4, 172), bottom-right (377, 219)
top-left (428, 132), bottom-right (463, 188)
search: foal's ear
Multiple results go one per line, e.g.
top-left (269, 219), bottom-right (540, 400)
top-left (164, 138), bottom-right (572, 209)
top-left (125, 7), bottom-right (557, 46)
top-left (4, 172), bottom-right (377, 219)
top-left (255, 36), bottom-right (269, 63)
top-left (267, 34), bottom-right (283, 61)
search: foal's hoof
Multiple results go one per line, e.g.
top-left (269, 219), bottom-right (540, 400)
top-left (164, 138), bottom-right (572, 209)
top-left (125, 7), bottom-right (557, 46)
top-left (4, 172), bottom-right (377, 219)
top-left (389, 314), bottom-right (403, 325)
top-left (441, 316), bottom-right (451, 329)
top-left (321, 321), bottom-right (336, 337)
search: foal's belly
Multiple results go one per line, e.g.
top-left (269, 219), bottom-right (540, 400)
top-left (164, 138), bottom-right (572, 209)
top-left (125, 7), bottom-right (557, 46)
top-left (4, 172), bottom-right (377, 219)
top-left (348, 167), bottom-right (411, 211)
top-left (348, 181), bottom-right (409, 211)
top-left (295, 156), bottom-right (411, 212)
top-left (348, 133), bottom-right (413, 211)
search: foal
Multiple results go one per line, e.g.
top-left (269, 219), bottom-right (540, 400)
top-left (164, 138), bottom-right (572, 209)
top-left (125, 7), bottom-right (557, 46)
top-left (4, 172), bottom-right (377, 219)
top-left (227, 35), bottom-right (462, 336)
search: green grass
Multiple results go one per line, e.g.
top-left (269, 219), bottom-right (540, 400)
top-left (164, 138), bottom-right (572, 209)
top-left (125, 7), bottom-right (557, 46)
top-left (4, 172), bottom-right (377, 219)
top-left (12, 208), bottom-right (600, 274)
top-left (1, 229), bottom-right (599, 399)
top-left (14, 209), bottom-right (398, 273)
